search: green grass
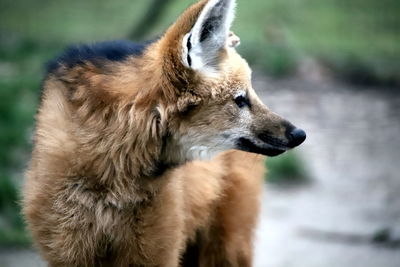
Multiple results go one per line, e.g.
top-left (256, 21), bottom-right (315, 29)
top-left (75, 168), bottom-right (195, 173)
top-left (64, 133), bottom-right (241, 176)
top-left (265, 151), bottom-right (309, 185)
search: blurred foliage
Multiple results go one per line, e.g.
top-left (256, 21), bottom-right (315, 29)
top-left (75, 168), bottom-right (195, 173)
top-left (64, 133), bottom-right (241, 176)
top-left (128, 0), bottom-right (174, 40)
top-left (265, 151), bottom-right (309, 185)
top-left (0, 0), bottom-right (399, 246)
top-left (0, 37), bottom-right (56, 247)
top-left (0, 0), bottom-right (399, 81)
top-left (0, 176), bottom-right (31, 246)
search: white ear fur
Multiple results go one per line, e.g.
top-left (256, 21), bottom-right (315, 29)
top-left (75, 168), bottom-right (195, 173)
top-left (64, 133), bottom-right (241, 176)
top-left (182, 0), bottom-right (236, 72)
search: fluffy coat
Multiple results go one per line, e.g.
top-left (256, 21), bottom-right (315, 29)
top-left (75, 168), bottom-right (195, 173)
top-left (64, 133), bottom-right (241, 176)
top-left (23, 0), bottom-right (305, 266)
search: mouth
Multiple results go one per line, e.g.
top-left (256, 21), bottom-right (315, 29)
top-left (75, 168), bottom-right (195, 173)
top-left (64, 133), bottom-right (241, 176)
top-left (236, 137), bottom-right (287, 157)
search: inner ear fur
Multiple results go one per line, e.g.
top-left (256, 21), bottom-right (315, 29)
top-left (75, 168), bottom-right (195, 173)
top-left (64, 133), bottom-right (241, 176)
top-left (183, 0), bottom-right (236, 70)
top-left (159, 0), bottom-right (236, 74)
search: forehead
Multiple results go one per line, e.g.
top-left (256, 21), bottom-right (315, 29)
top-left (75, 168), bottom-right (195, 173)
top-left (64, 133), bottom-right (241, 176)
top-left (224, 50), bottom-right (252, 85)
top-left (201, 50), bottom-right (252, 96)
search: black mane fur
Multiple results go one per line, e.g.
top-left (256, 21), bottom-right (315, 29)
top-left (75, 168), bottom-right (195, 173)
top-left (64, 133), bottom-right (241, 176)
top-left (47, 40), bottom-right (154, 74)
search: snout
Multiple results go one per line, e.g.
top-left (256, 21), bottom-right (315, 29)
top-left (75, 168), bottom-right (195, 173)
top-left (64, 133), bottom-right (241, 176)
top-left (236, 123), bottom-right (306, 157)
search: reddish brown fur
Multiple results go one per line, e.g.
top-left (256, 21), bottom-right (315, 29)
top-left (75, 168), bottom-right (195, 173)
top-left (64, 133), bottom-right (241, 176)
top-left (23, 1), bottom-right (268, 266)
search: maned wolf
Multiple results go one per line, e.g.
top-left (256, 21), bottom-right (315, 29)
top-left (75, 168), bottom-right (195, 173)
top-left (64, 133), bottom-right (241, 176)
top-left (23, 0), bottom-right (306, 266)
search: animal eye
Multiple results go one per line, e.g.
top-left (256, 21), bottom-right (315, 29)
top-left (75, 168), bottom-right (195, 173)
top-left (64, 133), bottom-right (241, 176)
top-left (234, 94), bottom-right (249, 108)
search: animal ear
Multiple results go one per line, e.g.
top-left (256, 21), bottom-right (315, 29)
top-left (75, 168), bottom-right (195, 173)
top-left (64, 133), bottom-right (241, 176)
top-left (182, 0), bottom-right (236, 72)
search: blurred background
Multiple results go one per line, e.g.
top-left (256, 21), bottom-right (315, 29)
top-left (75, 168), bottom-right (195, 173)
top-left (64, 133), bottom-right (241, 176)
top-left (0, 0), bottom-right (399, 266)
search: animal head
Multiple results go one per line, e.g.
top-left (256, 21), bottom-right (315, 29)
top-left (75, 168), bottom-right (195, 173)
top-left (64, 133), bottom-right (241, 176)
top-left (151, 0), bottom-right (306, 163)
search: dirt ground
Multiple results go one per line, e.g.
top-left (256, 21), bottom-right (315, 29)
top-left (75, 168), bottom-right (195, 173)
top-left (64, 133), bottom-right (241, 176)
top-left (1, 75), bottom-right (399, 267)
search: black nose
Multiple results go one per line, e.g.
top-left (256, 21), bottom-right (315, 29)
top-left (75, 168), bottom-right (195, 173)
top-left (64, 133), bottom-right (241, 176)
top-left (288, 128), bottom-right (306, 148)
